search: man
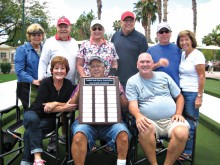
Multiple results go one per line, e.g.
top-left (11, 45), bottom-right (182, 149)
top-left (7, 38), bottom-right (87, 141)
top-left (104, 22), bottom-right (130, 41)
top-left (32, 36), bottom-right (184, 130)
top-left (38, 16), bottom-right (79, 85)
top-left (111, 11), bottom-right (148, 88)
top-left (126, 53), bottom-right (189, 165)
top-left (147, 22), bottom-right (182, 86)
top-left (69, 56), bottom-right (131, 165)
top-left (38, 16), bottom-right (79, 152)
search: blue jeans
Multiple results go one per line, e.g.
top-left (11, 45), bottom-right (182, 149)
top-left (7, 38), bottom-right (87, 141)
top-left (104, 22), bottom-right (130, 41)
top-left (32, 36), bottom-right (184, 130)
top-left (71, 120), bottom-right (131, 152)
top-left (182, 91), bottom-right (199, 155)
top-left (21, 111), bottom-right (56, 164)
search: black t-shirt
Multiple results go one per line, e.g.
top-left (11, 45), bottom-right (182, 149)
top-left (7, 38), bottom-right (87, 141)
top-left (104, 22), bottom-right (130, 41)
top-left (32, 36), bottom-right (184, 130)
top-left (28, 77), bottom-right (74, 118)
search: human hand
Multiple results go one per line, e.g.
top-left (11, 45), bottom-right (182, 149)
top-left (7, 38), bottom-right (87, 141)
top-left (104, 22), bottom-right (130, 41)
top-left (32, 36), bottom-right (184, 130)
top-left (195, 97), bottom-right (202, 109)
top-left (158, 58), bottom-right (169, 67)
top-left (43, 102), bottom-right (57, 113)
top-left (171, 114), bottom-right (185, 122)
top-left (136, 114), bottom-right (152, 132)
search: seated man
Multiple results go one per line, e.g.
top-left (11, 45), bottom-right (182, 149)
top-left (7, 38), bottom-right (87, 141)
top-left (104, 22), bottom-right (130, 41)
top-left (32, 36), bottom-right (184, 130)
top-left (69, 56), bottom-right (131, 165)
top-left (126, 53), bottom-right (189, 165)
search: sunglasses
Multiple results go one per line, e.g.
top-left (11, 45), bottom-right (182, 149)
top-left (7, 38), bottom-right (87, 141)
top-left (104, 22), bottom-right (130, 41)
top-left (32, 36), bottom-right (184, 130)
top-left (92, 27), bottom-right (103, 31)
top-left (158, 30), bottom-right (170, 34)
top-left (31, 33), bottom-right (42, 37)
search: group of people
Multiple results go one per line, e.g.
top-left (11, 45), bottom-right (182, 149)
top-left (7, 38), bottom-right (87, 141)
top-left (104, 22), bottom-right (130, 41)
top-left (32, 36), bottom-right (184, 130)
top-left (14, 10), bottom-right (205, 165)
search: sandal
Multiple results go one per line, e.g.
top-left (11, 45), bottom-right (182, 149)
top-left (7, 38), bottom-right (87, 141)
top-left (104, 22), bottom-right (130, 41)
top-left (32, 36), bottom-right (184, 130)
top-left (179, 153), bottom-right (192, 161)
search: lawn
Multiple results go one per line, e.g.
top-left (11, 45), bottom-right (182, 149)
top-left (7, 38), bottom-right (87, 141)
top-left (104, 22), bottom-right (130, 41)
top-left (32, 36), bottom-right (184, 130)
top-left (204, 78), bottom-right (220, 98)
top-left (0, 73), bottom-right (17, 83)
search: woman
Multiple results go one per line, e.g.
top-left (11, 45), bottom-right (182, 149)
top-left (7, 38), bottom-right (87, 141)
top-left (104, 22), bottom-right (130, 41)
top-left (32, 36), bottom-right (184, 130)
top-left (76, 19), bottom-right (118, 77)
top-left (14, 23), bottom-right (45, 111)
top-left (177, 30), bottom-right (206, 159)
top-left (20, 56), bottom-right (77, 165)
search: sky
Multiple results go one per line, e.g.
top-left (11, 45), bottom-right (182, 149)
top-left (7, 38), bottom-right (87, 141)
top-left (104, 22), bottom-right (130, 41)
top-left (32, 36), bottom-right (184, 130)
top-left (42, 0), bottom-right (219, 45)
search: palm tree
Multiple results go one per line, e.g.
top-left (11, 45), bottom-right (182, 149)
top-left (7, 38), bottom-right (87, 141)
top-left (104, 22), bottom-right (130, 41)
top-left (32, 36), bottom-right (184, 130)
top-left (134, 0), bottom-right (157, 43)
top-left (155, 0), bottom-right (162, 23)
top-left (162, 0), bottom-right (168, 22)
top-left (192, 0), bottom-right (197, 35)
top-left (112, 20), bottom-right (121, 31)
top-left (96, 0), bottom-right (102, 20)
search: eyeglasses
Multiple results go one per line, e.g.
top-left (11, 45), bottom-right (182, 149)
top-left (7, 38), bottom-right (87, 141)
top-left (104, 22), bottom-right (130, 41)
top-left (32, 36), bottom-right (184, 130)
top-left (92, 27), bottom-right (103, 31)
top-left (123, 19), bottom-right (135, 23)
top-left (158, 30), bottom-right (170, 34)
top-left (31, 33), bottom-right (42, 37)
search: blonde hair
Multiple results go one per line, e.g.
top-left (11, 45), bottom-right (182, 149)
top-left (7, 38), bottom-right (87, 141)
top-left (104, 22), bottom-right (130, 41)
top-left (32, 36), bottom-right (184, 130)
top-left (26, 23), bottom-right (45, 41)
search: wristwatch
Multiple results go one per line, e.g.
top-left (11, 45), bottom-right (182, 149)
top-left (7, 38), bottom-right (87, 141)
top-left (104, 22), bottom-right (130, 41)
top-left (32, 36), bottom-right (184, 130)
top-left (197, 94), bottom-right (202, 98)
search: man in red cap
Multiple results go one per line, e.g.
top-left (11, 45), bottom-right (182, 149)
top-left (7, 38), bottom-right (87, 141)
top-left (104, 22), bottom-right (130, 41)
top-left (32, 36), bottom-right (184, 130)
top-left (111, 11), bottom-right (148, 89)
top-left (38, 16), bottom-right (79, 153)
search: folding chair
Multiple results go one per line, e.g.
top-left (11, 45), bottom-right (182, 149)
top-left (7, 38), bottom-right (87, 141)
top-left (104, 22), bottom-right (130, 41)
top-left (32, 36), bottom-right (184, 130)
top-left (0, 82), bottom-right (65, 165)
top-left (128, 112), bottom-right (197, 165)
top-left (65, 110), bottom-right (133, 165)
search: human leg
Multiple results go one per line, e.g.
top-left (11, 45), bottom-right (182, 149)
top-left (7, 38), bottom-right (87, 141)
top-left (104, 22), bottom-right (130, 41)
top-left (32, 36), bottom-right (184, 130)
top-left (182, 92), bottom-right (199, 155)
top-left (138, 123), bottom-right (157, 165)
top-left (71, 120), bottom-right (97, 165)
top-left (164, 125), bottom-right (189, 165)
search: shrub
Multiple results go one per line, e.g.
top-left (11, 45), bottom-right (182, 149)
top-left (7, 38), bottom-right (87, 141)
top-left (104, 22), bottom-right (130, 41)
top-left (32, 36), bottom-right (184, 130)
top-left (0, 62), bottom-right (11, 74)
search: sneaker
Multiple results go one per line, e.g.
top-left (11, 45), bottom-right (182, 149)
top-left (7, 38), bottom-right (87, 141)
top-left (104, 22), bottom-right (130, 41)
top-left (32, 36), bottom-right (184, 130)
top-left (47, 136), bottom-right (56, 153)
top-left (58, 135), bottom-right (66, 145)
top-left (156, 139), bottom-right (165, 152)
top-left (33, 159), bottom-right (46, 165)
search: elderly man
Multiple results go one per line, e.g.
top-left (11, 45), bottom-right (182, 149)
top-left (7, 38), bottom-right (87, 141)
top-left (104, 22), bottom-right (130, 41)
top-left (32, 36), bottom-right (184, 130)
top-left (38, 16), bottom-right (79, 152)
top-left (111, 11), bottom-right (148, 89)
top-left (126, 53), bottom-right (189, 165)
top-left (69, 56), bottom-right (131, 165)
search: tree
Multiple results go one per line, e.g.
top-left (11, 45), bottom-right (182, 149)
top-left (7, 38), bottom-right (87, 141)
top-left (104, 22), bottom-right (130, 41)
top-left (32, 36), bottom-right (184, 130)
top-left (96, 0), bottom-right (102, 20)
top-left (134, 0), bottom-right (157, 43)
top-left (162, 0), bottom-right (168, 22)
top-left (112, 20), bottom-right (121, 31)
top-left (202, 25), bottom-right (220, 46)
top-left (71, 10), bottom-right (96, 41)
top-left (192, 0), bottom-right (197, 35)
top-left (0, 0), bottom-right (51, 46)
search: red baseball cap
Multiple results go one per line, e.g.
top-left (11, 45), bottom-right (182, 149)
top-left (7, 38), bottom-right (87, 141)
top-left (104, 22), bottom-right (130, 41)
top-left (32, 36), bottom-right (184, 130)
top-left (57, 17), bottom-right (71, 26)
top-left (121, 11), bottom-right (135, 21)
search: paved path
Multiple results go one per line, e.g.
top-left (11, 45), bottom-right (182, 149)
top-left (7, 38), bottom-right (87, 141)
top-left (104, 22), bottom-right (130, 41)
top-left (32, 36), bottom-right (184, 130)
top-left (0, 80), bottom-right (219, 124)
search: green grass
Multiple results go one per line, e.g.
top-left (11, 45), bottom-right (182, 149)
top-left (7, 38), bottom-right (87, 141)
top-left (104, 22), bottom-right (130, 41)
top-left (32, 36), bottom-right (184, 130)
top-left (0, 73), bottom-right (17, 83)
top-left (204, 78), bottom-right (220, 98)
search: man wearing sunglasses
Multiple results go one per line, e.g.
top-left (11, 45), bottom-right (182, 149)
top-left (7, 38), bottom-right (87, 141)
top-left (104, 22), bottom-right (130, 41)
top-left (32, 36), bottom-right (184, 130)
top-left (111, 11), bottom-right (148, 89)
top-left (76, 19), bottom-right (118, 78)
top-left (147, 22), bottom-right (182, 87)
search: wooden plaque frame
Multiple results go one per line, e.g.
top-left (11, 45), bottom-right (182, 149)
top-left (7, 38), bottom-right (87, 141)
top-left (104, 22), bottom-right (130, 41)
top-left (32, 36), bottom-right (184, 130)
top-left (78, 77), bottom-right (121, 124)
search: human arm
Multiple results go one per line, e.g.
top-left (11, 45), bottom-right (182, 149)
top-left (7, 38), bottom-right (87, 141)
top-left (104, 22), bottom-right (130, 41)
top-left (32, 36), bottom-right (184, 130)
top-left (76, 57), bottom-right (87, 77)
top-left (38, 41), bottom-right (51, 79)
top-left (111, 59), bottom-right (118, 70)
top-left (153, 58), bottom-right (169, 70)
top-left (171, 93), bottom-right (185, 122)
top-left (128, 100), bottom-right (152, 132)
top-left (195, 64), bottom-right (206, 108)
top-left (43, 101), bottom-right (77, 113)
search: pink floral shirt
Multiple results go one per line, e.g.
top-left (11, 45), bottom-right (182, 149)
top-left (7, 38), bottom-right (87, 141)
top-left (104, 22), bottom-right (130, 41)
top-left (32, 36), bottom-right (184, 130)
top-left (77, 39), bottom-right (119, 76)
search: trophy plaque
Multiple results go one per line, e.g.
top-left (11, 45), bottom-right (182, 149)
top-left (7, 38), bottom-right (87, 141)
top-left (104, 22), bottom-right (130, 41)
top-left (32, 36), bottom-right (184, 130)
top-left (79, 77), bottom-right (121, 124)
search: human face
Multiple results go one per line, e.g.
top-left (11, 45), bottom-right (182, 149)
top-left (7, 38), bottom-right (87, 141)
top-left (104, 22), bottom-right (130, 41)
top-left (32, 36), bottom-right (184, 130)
top-left (52, 63), bottom-right (67, 80)
top-left (178, 35), bottom-right (193, 52)
top-left (120, 17), bottom-right (135, 35)
top-left (56, 24), bottom-right (71, 41)
top-left (137, 53), bottom-right (154, 78)
top-left (30, 33), bottom-right (43, 46)
top-left (89, 60), bottom-right (105, 78)
top-left (90, 25), bottom-right (104, 40)
top-left (157, 28), bottom-right (171, 45)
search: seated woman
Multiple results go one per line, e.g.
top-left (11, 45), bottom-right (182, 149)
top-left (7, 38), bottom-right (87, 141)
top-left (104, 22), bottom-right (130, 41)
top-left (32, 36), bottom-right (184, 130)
top-left (20, 56), bottom-right (77, 165)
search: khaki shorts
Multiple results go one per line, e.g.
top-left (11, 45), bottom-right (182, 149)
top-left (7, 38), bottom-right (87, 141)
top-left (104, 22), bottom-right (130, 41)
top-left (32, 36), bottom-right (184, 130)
top-left (149, 118), bottom-right (190, 139)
